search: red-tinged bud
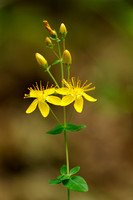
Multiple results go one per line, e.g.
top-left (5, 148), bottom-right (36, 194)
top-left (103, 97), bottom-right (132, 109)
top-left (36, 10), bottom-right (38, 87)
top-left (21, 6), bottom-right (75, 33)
top-left (43, 20), bottom-right (57, 38)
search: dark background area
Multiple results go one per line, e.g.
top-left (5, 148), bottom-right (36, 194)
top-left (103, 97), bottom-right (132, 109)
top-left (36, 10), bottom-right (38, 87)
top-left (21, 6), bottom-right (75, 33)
top-left (0, 0), bottom-right (133, 199)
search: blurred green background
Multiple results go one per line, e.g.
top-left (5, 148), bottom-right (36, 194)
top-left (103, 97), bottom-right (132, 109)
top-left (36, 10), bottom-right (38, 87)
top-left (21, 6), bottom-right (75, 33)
top-left (0, 0), bottom-right (133, 200)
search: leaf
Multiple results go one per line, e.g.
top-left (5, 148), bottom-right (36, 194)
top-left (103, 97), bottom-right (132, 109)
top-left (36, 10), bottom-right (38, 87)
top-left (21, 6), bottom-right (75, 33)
top-left (58, 174), bottom-right (70, 181)
top-left (63, 176), bottom-right (88, 192)
top-left (52, 60), bottom-right (61, 66)
top-left (49, 179), bottom-right (62, 184)
top-left (70, 167), bottom-right (80, 175)
top-left (49, 36), bottom-right (56, 41)
top-left (66, 123), bottom-right (86, 132)
top-left (60, 165), bottom-right (67, 174)
top-left (46, 124), bottom-right (64, 135)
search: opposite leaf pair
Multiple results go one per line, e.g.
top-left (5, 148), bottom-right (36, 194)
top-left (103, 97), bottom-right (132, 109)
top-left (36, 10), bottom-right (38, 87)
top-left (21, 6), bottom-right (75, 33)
top-left (49, 165), bottom-right (88, 192)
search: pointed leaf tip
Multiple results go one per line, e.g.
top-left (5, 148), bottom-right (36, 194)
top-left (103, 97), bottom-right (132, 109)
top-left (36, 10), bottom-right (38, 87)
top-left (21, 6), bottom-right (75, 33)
top-left (66, 123), bottom-right (86, 132)
top-left (63, 176), bottom-right (88, 192)
top-left (49, 179), bottom-right (62, 184)
top-left (60, 165), bottom-right (67, 174)
top-left (70, 166), bottom-right (80, 175)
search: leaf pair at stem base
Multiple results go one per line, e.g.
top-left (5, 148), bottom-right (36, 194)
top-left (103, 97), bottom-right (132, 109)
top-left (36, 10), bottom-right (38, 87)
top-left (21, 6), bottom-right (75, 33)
top-left (49, 165), bottom-right (88, 192)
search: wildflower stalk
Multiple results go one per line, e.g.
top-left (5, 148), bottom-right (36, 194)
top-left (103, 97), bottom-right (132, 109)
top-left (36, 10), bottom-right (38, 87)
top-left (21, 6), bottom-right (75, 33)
top-left (64, 107), bottom-right (70, 200)
top-left (25, 20), bottom-right (96, 200)
top-left (57, 37), bottom-right (70, 200)
top-left (46, 68), bottom-right (60, 88)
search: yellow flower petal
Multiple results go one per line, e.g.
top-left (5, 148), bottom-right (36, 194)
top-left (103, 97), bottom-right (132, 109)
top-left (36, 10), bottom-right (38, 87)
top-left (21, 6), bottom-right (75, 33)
top-left (74, 96), bottom-right (83, 113)
top-left (82, 92), bottom-right (97, 102)
top-left (26, 99), bottom-right (38, 114)
top-left (56, 87), bottom-right (70, 95)
top-left (47, 95), bottom-right (61, 105)
top-left (45, 88), bottom-right (55, 95)
top-left (61, 95), bottom-right (75, 106)
top-left (29, 89), bottom-right (38, 98)
top-left (38, 101), bottom-right (50, 118)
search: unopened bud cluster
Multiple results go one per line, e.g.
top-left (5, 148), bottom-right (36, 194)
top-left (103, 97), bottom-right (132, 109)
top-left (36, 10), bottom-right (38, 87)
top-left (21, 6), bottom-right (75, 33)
top-left (35, 21), bottom-right (72, 70)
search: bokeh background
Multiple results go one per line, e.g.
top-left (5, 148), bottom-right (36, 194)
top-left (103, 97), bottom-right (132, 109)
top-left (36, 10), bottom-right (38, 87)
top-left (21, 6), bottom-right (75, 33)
top-left (0, 0), bottom-right (133, 199)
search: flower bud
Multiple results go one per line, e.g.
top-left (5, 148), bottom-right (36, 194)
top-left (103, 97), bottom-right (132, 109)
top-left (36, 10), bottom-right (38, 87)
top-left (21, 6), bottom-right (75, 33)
top-left (45, 37), bottom-right (53, 48)
top-left (35, 53), bottom-right (48, 68)
top-left (62, 50), bottom-right (72, 65)
top-left (59, 23), bottom-right (67, 38)
top-left (45, 37), bottom-right (52, 45)
top-left (43, 20), bottom-right (57, 38)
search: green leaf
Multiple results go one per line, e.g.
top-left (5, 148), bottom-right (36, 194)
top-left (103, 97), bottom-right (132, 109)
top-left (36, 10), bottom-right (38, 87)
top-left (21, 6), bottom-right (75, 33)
top-left (60, 165), bottom-right (67, 174)
top-left (66, 123), bottom-right (86, 132)
top-left (51, 60), bottom-right (61, 66)
top-left (46, 124), bottom-right (64, 135)
top-left (63, 176), bottom-right (88, 192)
top-left (58, 174), bottom-right (70, 181)
top-left (49, 179), bottom-right (62, 184)
top-left (49, 36), bottom-right (56, 41)
top-left (70, 167), bottom-right (80, 175)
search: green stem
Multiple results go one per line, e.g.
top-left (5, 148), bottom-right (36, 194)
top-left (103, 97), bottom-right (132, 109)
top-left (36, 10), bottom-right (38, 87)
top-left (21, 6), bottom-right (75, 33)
top-left (68, 189), bottom-right (70, 200)
top-left (57, 37), bottom-right (70, 200)
top-left (47, 68), bottom-right (60, 88)
top-left (63, 39), bottom-right (65, 50)
top-left (50, 108), bottom-right (61, 125)
top-left (63, 106), bottom-right (70, 200)
top-left (67, 65), bottom-right (70, 82)
top-left (68, 106), bottom-right (74, 123)
top-left (57, 40), bottom-right (64, 86)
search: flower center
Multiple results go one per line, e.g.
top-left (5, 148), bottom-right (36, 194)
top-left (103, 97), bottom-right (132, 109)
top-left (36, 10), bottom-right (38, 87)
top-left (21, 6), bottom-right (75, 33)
top-left (73, 87), bottom-right (83, 97)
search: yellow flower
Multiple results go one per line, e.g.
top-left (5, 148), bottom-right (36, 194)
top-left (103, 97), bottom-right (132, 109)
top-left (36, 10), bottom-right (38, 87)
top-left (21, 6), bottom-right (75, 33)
top-left (56, 77), bottom-right (97, 113)
top-left (24, 82), bottom-right (61, 118)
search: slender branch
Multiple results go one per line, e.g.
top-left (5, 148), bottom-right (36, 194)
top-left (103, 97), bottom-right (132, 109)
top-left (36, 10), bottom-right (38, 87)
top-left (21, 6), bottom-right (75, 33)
top-left (56, 40), bottom-right (64, 86)
top-left (63, 39), bottom-right (65, 51)
top-left (50, 108), bottom-right (61, 125)
top-left (47, 68), bottom-right (60, 88)
top-left (67, 65), bottom-right (70, 82)
top-left (68, 106), bottom-right (74, 123)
